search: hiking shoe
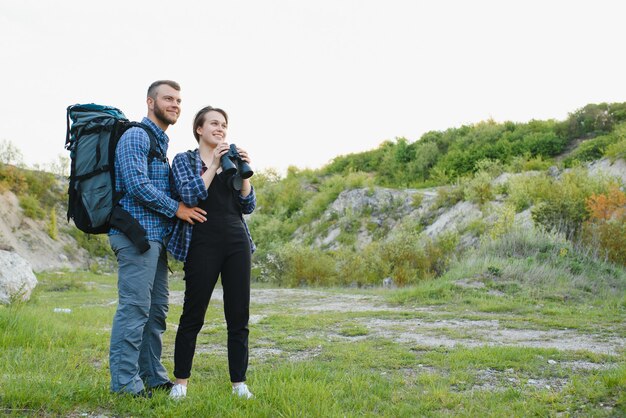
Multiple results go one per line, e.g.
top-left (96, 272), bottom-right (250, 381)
top-left (232, 383), bottom-right (254, 399)
top-left (129, 389), bottom-right (152, 399)
top-left (169, 383), bottom-right (187, 399)
top-left (151, 381), bottom-right (175, 392)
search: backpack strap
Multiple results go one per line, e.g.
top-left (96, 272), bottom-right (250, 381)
top-left (125, 121), bottom-right (167, 163)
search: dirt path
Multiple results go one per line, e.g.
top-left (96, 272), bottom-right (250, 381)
top-left (169, 288), bottom-right (625, 357)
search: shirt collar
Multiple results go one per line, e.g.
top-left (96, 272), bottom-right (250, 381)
top-left (141, 117), bottom-right (169, 145)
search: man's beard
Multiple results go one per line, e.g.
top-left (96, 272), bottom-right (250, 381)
top-left (154, 103), bottom-right (179, 126)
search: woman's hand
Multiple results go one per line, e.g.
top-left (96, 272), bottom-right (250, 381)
top-left (236, 146), bottom-right (252, 165)
top-left (209, 142), bottom-right (230, 171)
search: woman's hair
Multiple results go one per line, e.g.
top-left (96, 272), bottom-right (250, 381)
top-left (193, 106), bottom-right (229, 142)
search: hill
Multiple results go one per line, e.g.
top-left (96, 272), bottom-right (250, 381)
top-left (0, 102), bottom-right (625, 280)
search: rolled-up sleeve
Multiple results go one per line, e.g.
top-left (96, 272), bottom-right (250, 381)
top-left (172, 152), bottom-right (207, 207)
top-left (116, 129), bottom-right (178, 217)
top-left (239, 186), bottom-right (256, 214)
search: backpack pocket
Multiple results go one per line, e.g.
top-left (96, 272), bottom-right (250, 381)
top-left (79, 179), bottom-right (112, 229)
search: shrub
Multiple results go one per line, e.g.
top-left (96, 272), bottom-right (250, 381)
top-left (505, 173), bottom-right (552, 211)
top-left (333, 247), bottom-right (381, 286)
top-left (411, 193), bottom-right (424, 208)
top-left (582, 185), bottom-right (626, 265)
top-left (465, 225), bottom-right (626, 301)
top-left (434, 184), bottom-right (465, 209)
top-left (603, 122), bottom-right (626, 160)
top-left (464, 170), bottom-right (494, 206)
top-left (530, 168), bottom-right (612, 238)
top-left (66, 227), bottom-right (114, 258)
top-left (564, 134), bottom-right (614, 166)
top-left (19, 195), bottom-right (45, 219)
top-left (488, 204), bottom-right (516, 240)
top-left (266, 244), bottom-right (336, 287)
top-left (508, 153), bottom-right (548, 173)
top-left (374, 229), bottom-right (459, 286)
top-left (48, 207), bottom-right (58, 240)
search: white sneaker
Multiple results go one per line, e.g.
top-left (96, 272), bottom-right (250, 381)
top-left (169, 383), bottom-right (187, 399)
top-left (232, 383), bottom-right (254, 399)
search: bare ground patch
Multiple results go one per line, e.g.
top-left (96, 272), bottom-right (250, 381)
top-left (169, 288), bottom-right (626, 357)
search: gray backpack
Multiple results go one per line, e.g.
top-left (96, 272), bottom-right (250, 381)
top-left (65, 103), bottom-right (165, 252)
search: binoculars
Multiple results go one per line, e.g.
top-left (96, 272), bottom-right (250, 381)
top-left (221, 143), bottom-right (254, 191)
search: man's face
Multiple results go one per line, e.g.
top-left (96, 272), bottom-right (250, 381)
top-left (150, 85), bottom-right (182, 127)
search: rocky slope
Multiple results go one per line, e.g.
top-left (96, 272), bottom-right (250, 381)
top-left (295, 158), bottom-right (625, 251)
top-left (0, 191), bottom-right (90, 272)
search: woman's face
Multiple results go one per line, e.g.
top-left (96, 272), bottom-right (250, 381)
top-left (197, 111), bottom-right (228, 147)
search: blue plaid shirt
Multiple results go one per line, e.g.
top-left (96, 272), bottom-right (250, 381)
top-left (167, 148), bottom-right (256, 262)
top-left (109, 117), bottom-right (179, 243)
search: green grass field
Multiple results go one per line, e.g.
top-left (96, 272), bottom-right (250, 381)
top-left (1, 263), bottom-right (624, 417)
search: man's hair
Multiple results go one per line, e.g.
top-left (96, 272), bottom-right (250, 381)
top-left (193, 106), bottom-right (229, 142)
top-left (147, 80), bottom-right (181, 99)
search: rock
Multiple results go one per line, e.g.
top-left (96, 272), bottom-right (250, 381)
top-left (424, 201), bottom-right (482, 237)
top-left (382, 277), bottom-right (395, 288)
top-left (547, 166), bottom-right (560, 178)
top-left (0, 250), bottom-right (38, 304)
top-left (587, 158), bottom-right (626, 185)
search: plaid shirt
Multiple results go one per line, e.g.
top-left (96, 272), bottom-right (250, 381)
top-left (167, 148), bottom-right (256, 262)
top-left (109, 117), bottom-right (179, 243)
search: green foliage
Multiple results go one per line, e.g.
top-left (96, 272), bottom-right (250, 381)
top-left (266, 243), bottom-right (336, 287)
top-left (602, 121), bottom-right (626, 161)
top-left (0, 139), bottom-right (23, 165)
top-left (262, 227), bottom-right (460, 287)
top-left (434, 184), bottom-right (465, 209)
top-left (66, 227), bottom-right (114, 258)
top-left (472, 226), bottom-right (626, 302)
top-left (508, 153), bottom-right (552, 173)
top-left (19, 195), bottom-right (45, 219)
top-left (488, 204), bottom-right (516, 240)
top-left (505, 173), bottom-right (553, 211)
top-left (564, 102), bottom-right (626, 138)
top-left (563, 123), bottom-right (626, 166)
top-left (1, 163), bottom-right (64, 220)
top-left (530, 169), bottom-right (613, 238)
top-left (605, 138), bottom-right (626, 160)
top-left (411, 192), bottom-right (424, 208)
top-left (464, 170), bottom-right (494, 206)
top-left (316, 103), bottom-right (626, 189)
top-left (48, 207), bottom-right (58, 240)
top-left (582, 185), bottom-right (626, 265)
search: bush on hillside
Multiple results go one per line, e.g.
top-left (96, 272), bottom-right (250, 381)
top-left (582, 185), bottom-right (626, 265)
top-left (531, 169), bottom-right (613, 238)
top-left (564, 102), bottom-right (626, 138)
top-left (19, 195), bottom-right (46, 219)
top-left (1, 163), bottom-right (64, 220)
top-left (449, 226), bottom-right (626, 302)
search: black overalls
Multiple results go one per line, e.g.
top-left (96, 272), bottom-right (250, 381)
top-left (173, 171), bottom-right (251, 383)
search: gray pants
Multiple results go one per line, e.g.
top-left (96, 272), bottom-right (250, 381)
top-left (109, 234), bottom-right (170, 394)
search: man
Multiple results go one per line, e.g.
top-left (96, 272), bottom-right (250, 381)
top-left (108, 80), bottom-right (206, 397)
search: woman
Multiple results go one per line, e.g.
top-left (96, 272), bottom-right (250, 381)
top-left (167, 106), bottom-right (256, 399)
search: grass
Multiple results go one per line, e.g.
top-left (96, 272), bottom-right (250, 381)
top-left (0, 262), bottom-right (625, 417)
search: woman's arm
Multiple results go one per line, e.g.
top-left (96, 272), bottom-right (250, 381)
top-left (171, 152), bottom-right (208, 207)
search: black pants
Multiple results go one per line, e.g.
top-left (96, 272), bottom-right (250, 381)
top-left (173, 217), bottom-right (251, 382)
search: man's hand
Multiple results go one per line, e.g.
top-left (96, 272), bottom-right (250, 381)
top-left (175, 202), bottom-right (207, 225)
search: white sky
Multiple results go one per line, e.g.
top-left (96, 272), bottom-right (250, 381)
top-left (2, 0), bottom-right (626, 174)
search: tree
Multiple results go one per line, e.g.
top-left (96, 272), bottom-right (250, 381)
top-left (0, 139), bottom-right (23, 165)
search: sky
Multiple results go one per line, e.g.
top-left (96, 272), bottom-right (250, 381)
top-left (2, 0), bottom-right (626, 175)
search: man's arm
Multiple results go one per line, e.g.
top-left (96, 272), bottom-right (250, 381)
top-left (116, 128), bottom-right (179, 217)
